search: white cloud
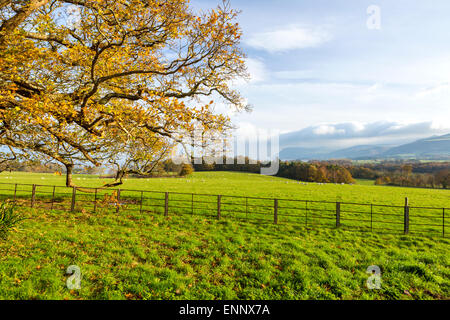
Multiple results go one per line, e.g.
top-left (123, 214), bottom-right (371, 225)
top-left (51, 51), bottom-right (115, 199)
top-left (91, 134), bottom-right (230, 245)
top-left (280, 121), bottom-right (450, 149)
top-left (415, 82), bottom-right (450, 98)
top-left (236, 77), bottom-right (450, 133)
top-left (234, 122), bottom-right (259, 140)
top-left (313, 125), bottom-right (345, 135)
top-left (274, 69), bottom-right (316, 80)
top-left (245, 58), bottom-right (268, 83)
top-left (231, 57), bottom-right (269, 87)
top-left (245, 25), bottom-right (331, 53)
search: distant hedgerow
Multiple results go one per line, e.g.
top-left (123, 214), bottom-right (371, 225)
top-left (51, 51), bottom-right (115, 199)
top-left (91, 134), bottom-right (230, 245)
top-left (0, 202), bottom-right (24, 240)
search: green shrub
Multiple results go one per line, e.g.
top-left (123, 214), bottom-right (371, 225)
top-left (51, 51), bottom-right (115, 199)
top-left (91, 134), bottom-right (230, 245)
top-left (179, 164), bottom-right (194, 177)
top-left (0, 202), bottom-right (24, 240)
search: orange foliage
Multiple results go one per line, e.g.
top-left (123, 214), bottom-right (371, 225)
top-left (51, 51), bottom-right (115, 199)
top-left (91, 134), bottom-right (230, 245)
top-left (0, 0), bottom-right (248, 187)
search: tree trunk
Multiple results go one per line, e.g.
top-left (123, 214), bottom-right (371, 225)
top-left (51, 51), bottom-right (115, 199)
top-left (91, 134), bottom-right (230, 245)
top-left (65, 164), bottom-right (74, 187)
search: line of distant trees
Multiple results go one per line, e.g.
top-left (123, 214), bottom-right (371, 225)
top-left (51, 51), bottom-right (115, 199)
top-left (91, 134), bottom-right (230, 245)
top-left (193, 157), bottom-right (355, 184)
top-left (193, 157), bottom-right (261, 174)
top-left (345, 162), bottom-right (450, 189)
top-left (193, 158), bottom-right (449, 188)
top-left (373, 168), bottom-right (449, 189)
top-left (2, 158), bottom-right (193, 178)
top-left (277, 161), bottom-right (354, 184)
top-left (0, 159), bottom-right (63, 174)
top-left (4, 157), bottom-right (449, 189)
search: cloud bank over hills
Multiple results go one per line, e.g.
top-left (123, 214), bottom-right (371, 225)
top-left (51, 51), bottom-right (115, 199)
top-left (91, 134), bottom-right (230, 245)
top-left (280, 121), bottom-right (450, 149)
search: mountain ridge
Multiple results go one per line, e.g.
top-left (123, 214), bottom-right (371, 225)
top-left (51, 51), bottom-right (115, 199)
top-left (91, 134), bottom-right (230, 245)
top-left (280, 133), bottom-right (450, 160)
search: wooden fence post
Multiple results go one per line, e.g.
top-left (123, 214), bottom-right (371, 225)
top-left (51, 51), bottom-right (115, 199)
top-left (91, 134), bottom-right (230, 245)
top-left (336, 202), bottom-right (341, 228)
top-left (116, 189), bottom-right (121, 213)
top-left (31, 184), bottom-right (36, 208)
top-left (13, 183), bottom-right (17, 203)
top-left (245, 197), bottom-right (248, 219)
top-left (305, 200), bottom-right (308, 227)
top-left (93, 188), bottom-right (98, 213)
top-left (140, 191), bottom-right (144, 214)
top-left (50, 186), bottom-right (55, 210)
top-left (370, 204), bottom-right (373, 232)
top-left (274, 199), bottom-right (278, 225)
top-left (443, 208), bottom-right (445, 237)
top-left (404, 197), bottom-right (409, 235)
top-left (164, 192), bottom-right (169, 217)
top-left (217, 195), bottom-right (222, 220)
top-left (71, 187), bottom-right (76, 212)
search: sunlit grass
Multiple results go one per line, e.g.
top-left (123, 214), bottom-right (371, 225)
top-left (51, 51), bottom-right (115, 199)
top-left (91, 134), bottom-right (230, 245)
top-left (0, 207), bottom-right (448, 300)
top-left (0, 171), bottom-right (448, 208)
top-left (0, 171), bottom-right (448, 300)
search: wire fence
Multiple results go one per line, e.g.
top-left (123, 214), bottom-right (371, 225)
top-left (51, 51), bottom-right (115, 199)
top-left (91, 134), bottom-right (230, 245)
top-left (0, 182), bottom-right (448, 238)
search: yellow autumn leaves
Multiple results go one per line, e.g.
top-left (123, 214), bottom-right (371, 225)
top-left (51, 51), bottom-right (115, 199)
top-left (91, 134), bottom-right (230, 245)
top-left (0, 0), bottom-right (247, 186)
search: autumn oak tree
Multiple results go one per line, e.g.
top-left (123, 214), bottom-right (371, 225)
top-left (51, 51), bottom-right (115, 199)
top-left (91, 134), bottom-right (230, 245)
top-left (0, 0), bottom-right (248, 187)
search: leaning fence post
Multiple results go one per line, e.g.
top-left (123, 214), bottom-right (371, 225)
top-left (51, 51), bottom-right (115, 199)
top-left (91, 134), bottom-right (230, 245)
top-left (71, 187), bottom-right (77, 212)
top-left (116, 189), bottom-right (121, 213)
top-left (274, 199), bottom-right (278, 225)
top-left (31, 184), bottom-right (36, 208)
top-left (404, 197), bottom-right (409, 235)
top-left (217, 195), bottom-right (222, 220)
top-left (164, 192), bottom-right (169, 217)
top-left (336, 202), bottom-right (341, 228)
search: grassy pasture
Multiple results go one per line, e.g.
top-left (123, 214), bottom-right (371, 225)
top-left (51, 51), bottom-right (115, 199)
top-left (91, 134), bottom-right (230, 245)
top-left (0, 209), bottom-right (450, 299)
top-left (0, 171), bottom-right (449, 237)
top-left (0, 206), bottom-right (449, 300)
top-left (0, 171), bottom-right (449, 206)
top-left (0, 171), bottom-right (449, 300)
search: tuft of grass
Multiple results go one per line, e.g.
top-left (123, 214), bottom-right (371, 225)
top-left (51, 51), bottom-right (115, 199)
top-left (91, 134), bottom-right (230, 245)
top-left (0, 202), bottom-right (24, 240)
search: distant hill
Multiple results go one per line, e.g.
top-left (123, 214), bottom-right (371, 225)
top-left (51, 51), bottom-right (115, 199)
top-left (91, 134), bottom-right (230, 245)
top-left (279, 147), bottom-right (331, 161)
top-left (381, 134), bottom-right (450, 159)
top-left (279, 133), bottom-right (450, 160)
top-left (327, 145), bottom-right (390, 160)
top-left (279, 145), bottom-right (390, 161)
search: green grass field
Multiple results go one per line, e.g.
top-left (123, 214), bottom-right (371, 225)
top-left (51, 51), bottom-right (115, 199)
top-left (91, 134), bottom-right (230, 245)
top-left (0, 171), bottom-right (448, 207)
top-left (0, 171), bottom-right (449, 300)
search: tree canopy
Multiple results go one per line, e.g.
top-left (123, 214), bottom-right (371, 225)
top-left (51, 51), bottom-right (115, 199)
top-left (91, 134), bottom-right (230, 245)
top-left (0, 0), bottom-right (248, 187)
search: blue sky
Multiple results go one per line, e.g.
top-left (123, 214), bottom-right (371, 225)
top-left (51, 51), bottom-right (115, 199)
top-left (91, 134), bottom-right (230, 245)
top-left (192, 0), bottom-right (450, 148)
